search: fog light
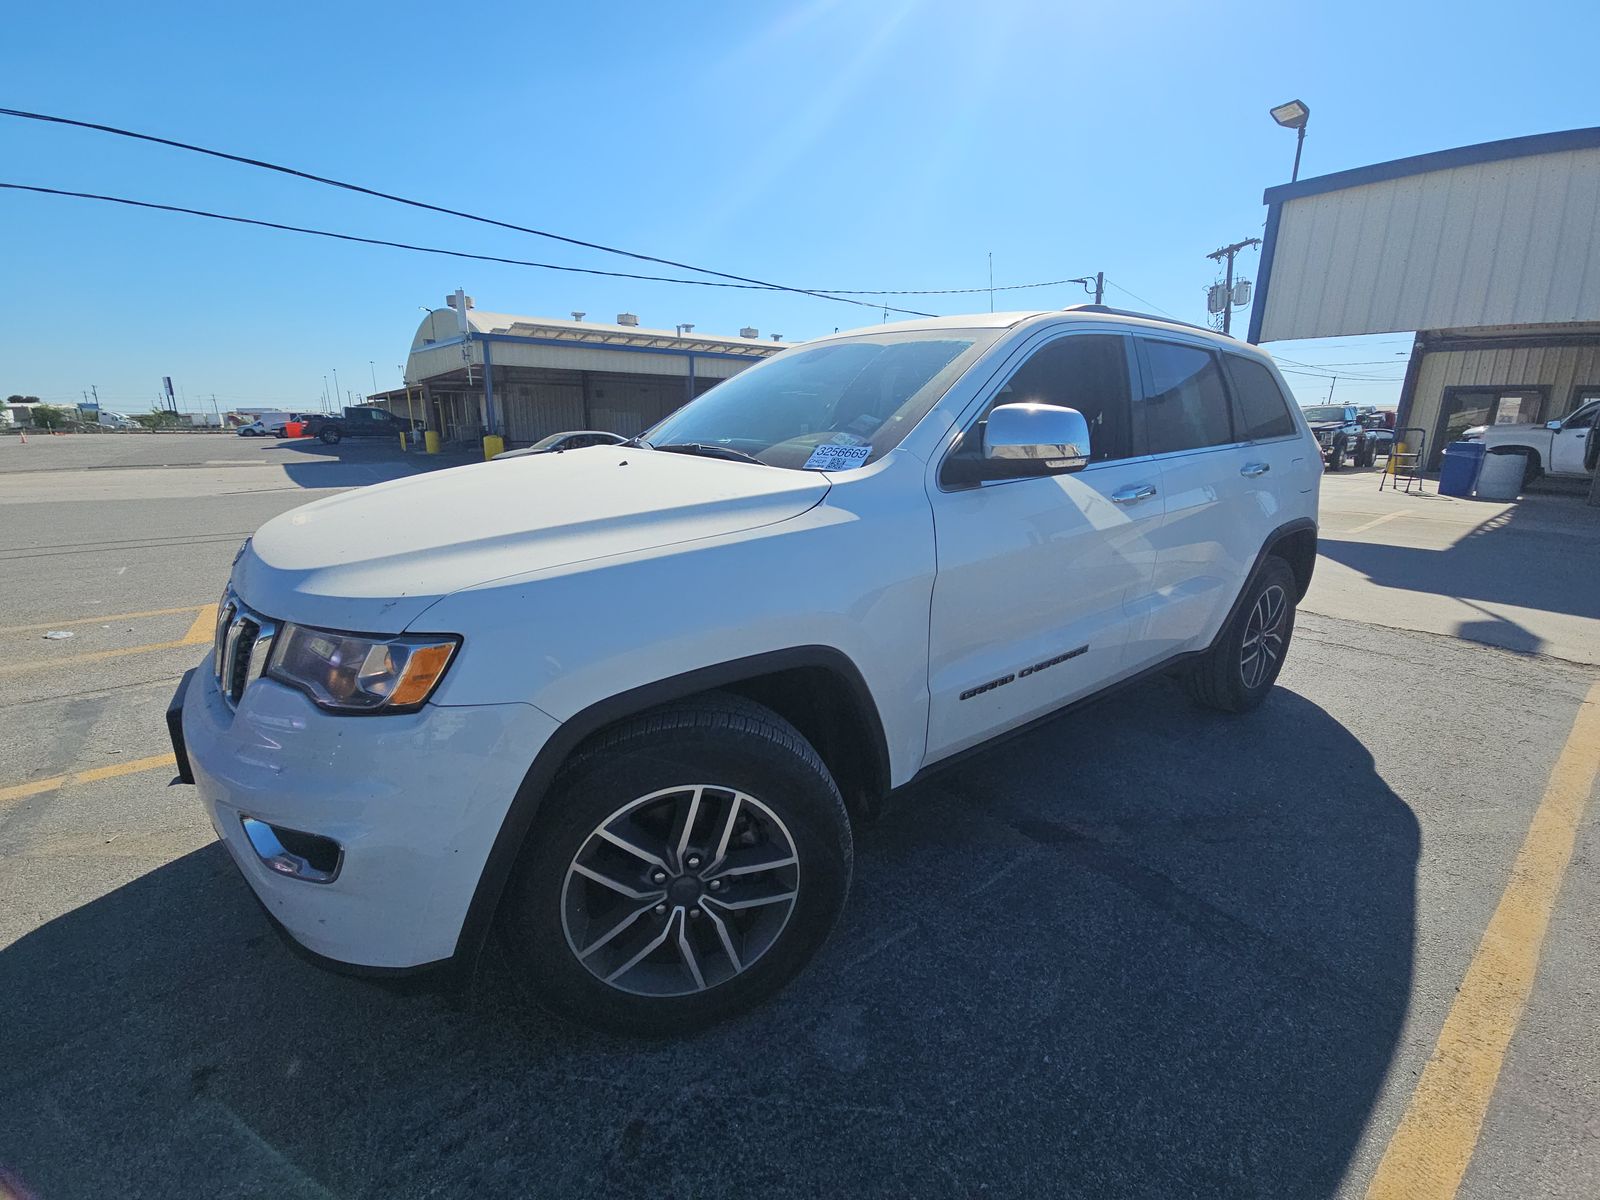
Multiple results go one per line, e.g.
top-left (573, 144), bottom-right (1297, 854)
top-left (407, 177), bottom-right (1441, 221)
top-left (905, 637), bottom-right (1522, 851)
top-left (241, 816), bottom-right (343, 884)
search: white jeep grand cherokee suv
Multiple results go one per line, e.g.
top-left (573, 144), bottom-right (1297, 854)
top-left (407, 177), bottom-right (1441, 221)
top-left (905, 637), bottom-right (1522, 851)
top-left (169, 307), bottom-right (1320, 1034)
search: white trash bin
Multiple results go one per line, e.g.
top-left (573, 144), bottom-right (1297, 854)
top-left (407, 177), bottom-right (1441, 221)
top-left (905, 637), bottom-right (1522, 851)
top-left (1474, 450), bottom-right (1527, 501)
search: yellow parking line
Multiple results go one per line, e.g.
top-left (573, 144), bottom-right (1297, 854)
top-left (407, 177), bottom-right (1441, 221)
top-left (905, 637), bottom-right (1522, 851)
top-left (0, 604), bottom-right (216, 678)
top-left (0, 752), bottom-right (178, 809)
top-left (3, 603), bottom-right (210, 634)
top-left (182, 604), bottom-right (218, 644)
top-left (1365, 678), bottom-right (1600, 1199)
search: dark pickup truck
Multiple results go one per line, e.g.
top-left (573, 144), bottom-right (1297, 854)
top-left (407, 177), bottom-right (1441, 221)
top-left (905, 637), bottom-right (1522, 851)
top-left (303, 406), bottom-right (408, 445)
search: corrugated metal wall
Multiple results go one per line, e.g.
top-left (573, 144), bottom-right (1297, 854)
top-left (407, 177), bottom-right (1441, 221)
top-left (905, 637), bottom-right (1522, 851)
top-left (1259, 146), bottom-right (1600, 341)
top-left (1409, 340), bottom-right (1600, 462)
top-left (493, 370), bottom-right (709, 442)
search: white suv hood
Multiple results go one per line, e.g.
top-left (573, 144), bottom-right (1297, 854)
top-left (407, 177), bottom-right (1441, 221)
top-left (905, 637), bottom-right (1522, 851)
top-left (234, 449), bottom-right (829, 633)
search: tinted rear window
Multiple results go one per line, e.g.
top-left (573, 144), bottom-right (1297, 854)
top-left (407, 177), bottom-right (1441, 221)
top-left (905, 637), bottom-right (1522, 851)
top-left (1226, 356), bottom-right (1297, 440)
top-left (1140, 341), bottom-right (1234, 454)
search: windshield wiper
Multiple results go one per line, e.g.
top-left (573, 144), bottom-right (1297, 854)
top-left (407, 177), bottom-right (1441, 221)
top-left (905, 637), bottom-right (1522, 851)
top-left (651, 442), bottom-right (768, 467)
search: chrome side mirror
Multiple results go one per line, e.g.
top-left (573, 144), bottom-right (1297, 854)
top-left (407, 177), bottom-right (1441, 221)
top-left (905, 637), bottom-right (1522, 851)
top-left (983, 403), bottom-right (1091, 473)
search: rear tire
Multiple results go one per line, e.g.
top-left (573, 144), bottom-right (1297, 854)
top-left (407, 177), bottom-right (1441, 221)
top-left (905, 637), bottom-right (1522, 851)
top-left (499, 693), bottom-right (853, 1036)
top-left (1183, 556), bottom-right (1297, 714)
top-left (319, 428), bottom-right (340, 445)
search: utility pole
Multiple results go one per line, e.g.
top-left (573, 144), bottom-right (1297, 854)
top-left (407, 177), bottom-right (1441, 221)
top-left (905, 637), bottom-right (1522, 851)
top-left (1326, 376), bottom-right (1338, 403)
top-left (332, 368), bottom-right (342, 413)
top-left (1206, 238), bottom-right (1262, 336)
top-left (988, 252), bottom-right (994, 313)
top-left (210, 393), bottom-right (222, 427)
top-left (1067, 272), bottom-right (1106, 306)
top-left (90, 385), bottom-right (99, 406)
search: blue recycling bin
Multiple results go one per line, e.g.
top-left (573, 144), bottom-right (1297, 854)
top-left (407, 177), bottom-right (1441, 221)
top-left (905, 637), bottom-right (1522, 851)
top-left (1438, 440), bottom-right (1486, 497)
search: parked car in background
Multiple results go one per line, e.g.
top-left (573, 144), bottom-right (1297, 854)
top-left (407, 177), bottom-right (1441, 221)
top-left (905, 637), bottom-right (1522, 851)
top-left (97, 411), bottom-right (142, 430)
top-left (1300, 403), bottom-right (1376, 469)
top-left (1359, 409), bottom-right (1396, 460)
top-left (1462, 397), bottom-right (1600, 484)
top-left (237, 412), bottom-right (294, 437)
top-left (302, 406), bottom-right (407, 444)
top-left (172, 308), bottom-right (1321, 1034)
top-left (493, 430), bottom-right (628, 460)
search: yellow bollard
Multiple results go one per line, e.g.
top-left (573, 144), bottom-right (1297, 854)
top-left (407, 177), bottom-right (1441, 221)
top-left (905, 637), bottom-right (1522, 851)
top-left (1388, 440), bottom-right (1405, 475)
top-left (483, 434), bottom-right (505, 460)
top-left (424, 430), bottom-right (441, 455)
top-left (399, 431), bottom-right (408, 452)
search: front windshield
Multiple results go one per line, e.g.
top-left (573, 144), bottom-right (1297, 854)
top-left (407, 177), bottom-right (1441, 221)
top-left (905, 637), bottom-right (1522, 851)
top-left (644, 330), bottom-right (996, 470)
top-left (1301, 406), bottom-right (1351, 422)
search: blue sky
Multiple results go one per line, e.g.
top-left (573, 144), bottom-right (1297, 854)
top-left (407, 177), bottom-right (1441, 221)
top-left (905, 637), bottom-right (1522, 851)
top-left (4, 0), bottom-right (1597, 414)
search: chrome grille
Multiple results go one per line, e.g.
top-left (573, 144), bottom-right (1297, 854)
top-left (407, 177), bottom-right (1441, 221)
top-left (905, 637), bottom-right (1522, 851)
top-left (214, 593), bottom-right (277, 708)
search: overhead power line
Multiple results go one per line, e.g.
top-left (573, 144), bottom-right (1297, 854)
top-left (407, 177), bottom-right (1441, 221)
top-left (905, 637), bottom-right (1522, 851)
top-left (1102, 280), bottom-right (1181, 320)
top-left (0, 182), bottom-right (871, 293)
top-left (1, 106), bottom-right (949, 317)
top-left (814, 277), bottom-right (1097, 297)
top-left (0, 183), bottom-right (1089, 306)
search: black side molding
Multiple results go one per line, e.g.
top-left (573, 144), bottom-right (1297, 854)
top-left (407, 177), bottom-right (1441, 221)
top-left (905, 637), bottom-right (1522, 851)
top-left (166, 667), bottom-right (197, 784)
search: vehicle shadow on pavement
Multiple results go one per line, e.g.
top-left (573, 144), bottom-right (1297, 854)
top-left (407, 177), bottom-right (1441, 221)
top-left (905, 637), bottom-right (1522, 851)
top-left (1319, 495), bottom-right (1600, 634)
top-left (0, 681), bottom-right (1418, 1199)
top-left (261, 438), bottom-right (475, 490)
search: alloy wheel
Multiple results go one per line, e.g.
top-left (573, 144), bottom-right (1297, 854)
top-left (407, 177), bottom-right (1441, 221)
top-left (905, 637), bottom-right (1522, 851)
top-left (1240, 584), bottom-right (1288, 690)
top-left (560, 784), bottom-right (800, 997)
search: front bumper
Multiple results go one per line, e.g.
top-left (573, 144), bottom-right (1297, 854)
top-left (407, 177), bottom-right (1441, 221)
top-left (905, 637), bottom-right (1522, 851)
top-left (174, 661), bottom-right (558, 969)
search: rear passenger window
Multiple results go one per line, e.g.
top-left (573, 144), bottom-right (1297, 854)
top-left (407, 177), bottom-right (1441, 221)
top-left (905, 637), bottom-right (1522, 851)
top-left (1138, 341), bottom-right (1234, 454)
top-left (985, 334), bottom-right (1133, 462)
top-left (1225, 356), bottom-right (1297, 440)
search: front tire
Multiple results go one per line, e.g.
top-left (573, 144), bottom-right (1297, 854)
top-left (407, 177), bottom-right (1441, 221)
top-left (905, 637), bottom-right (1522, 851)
top-left (499, 694), bottom-right (853, 1035)
top-left (1183, 556), bottom-right (1297, 713)
top-left (1326, 438), bottom-right (1344, 471)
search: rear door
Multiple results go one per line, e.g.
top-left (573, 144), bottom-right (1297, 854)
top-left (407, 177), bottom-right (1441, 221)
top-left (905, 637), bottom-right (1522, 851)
top-left (924, 330), bottom-right (1164, 762)
top-left (1130, 337), bottom-right (1262, 663)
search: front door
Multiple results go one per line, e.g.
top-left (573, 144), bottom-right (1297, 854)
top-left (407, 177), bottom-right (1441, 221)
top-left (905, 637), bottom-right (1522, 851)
top-left (924, 331), bottom-right (1163, 764)
top-left (1551, 398), bottom-right (1599, 475)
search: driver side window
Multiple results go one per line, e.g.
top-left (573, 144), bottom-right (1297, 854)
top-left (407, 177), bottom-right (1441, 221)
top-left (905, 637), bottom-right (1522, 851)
top-left (1564, 400), bottom-right (1599, 430)
top-left (980, 333), bottom-right (1133, 462)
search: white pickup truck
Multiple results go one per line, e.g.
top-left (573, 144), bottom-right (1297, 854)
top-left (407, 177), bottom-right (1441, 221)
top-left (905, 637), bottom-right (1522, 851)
top-left (170, 307), bottom-right (1321, 1034)
top-left (1463, 397), bottom-right (1599, 483)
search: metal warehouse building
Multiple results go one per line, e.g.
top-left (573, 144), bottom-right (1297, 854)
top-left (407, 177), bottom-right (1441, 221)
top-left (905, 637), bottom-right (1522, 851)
top-left (395, 297), bottom-right (782, 447)
top-left (1249, 128), bottom-right (1600, 471)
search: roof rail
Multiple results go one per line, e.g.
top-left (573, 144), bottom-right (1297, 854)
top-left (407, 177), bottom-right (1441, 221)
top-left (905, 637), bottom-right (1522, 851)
top-left (1062, 303), bottom-right (1219, 336)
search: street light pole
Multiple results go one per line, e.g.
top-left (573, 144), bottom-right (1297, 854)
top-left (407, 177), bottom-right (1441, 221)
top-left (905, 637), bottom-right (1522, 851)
top-left (332, 368), bottom-right (341, 413)
top-left (369, 360), bottom-right (378, 399)
top-left (1270, 99), bottom-right (1312, 183)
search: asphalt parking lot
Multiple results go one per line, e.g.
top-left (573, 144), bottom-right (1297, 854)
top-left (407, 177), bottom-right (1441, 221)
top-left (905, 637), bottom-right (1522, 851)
top-left (2, 434), bottom-right (1596, 1199)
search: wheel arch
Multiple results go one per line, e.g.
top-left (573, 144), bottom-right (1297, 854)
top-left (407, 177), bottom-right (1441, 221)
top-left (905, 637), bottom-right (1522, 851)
top-left (1267, 518), bottom-right (1318, 601)
top-left (1205, 517), bottom-right (1318, 661)
top-left (450, 646), bottom-right (890, 967)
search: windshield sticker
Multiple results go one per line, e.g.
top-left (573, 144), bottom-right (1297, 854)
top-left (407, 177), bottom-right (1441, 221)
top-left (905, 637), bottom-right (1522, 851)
top-left (829, 431), bottom-right (867, 445)
top-left (804, 443), bottom-right (873, 471)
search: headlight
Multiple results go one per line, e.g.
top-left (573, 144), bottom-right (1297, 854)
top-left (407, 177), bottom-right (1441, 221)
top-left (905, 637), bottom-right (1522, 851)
top-left (267, 624), bottom-right (459, 713)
